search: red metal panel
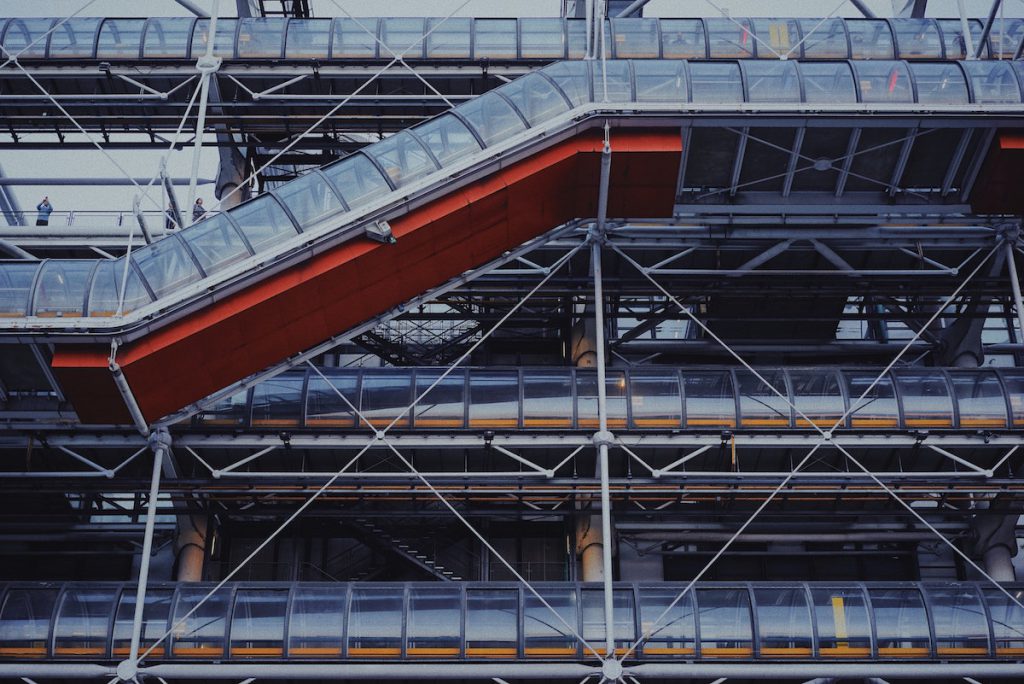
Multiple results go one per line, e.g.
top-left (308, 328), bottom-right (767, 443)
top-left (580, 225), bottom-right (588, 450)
top-left (971, 132), bottom-right (1024, 213)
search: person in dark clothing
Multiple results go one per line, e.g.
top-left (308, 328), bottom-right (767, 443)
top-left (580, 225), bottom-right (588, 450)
top-left (165, 206), bottom-right (179, 231)
top-left (36, 197), bottom-right (53, 226)
top-left (191, 198), bottom-right (207, 223)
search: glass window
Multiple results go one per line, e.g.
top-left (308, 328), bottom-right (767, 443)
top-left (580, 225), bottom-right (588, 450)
top-left (524, 589), bottom-right (577, 657)
top-left (638, 589), bottom-right (696, 657)
top-left (690, 62), bottom-right (743, 103)
top-left (541, 61), bottom-right (591, 108)
top-left (754, 587), bottom-right (813, 657)
top-left (97, 19), bottom-right (145, 58)
top-left (520, 18), bottom-right (564, 58)
top-left (743, 61), bottom-right (800, 103)
top-left (705, 18), bottom-right (755, 58)
top-left (53, 586), bottom-right (117, 658)
top-left (682, 372), bottom-right (735, 429)
top-left (285, 19), bottom-right (330, 59)
top-left (697, 588), bottom-right (753, 658)
top-left (413, 114), bottom-right (481, 166)
top-left (414, 369), bottom-right (465, 428)
top-left (381, 18), bottom-right (426, 59)
top-left (567, 18), bottom-right (610, 59)
top-left (305, 369), bottom-right (359, 428)
top-left (634, 60), bottom-right (687, 103)
top-left (348, 587), bottom-right (403, 656)
top-left (983, 588), bottom-right (1024, 657)
top-left (855, 61), bottom-right (913, 103)
top-left (469, 370), bottom-right (519, 429)
top-left (925, 586), bottom-right (989, 657)
top-left (845, 372), bottom-right (899, 428)
top-left (790, 370), bottom-right (844, 429)
top-left (229, 194), bottom-right (299, 254)
top-left (800, 62), bottom-right (857, 104)
top-left (452, 92), bottom-right (527, 148)
top-left (251, 373), bottom-right (304, 427)
top-left (194, 389), bottom-right (249, 427)
top-left (736, 370), bottom-right (791, 428)
top-left (367, 131), bottom-right (439, 188)
top-left (523, 369), bottom-right (573, 429)
top-left (895, 371), bottom-right (954, 428)
top-left (48, 18), bottom-right (100, 58)
top-left (630, 370), bottom-right (682, 429)
top-left (473, 19), bottom-right (517, 59)
top-left (408, 587), bottom-right (461, 656)
top-left (1001, 370), bottom-right (1024, 426)
top-left (950, 371), bottom-right (1008, 428)
top-left (466, 590), bottom-right (517, 658)
top-left (230, 590), bottom-right (287, 657)
top-left (112, 589), bottom-right (173, 659)
top-left (0, 263), bottom-right (35, 317)
top-left (660, 19), bottom-right (705, 58)
top-left (591, 59), bottom-right (632, 103)
top-left (612, 18), bottom-right (659, 58)
top-left (288, 586), bottom-right (345, 657)
top-left (582, 589), bottom-right (635, 656)
top-left (910, 63), bottom-right (968, 104)
top-left (322, 153), bottom-right (392, 207)
top-left (811, 587), bottom-right (872, 658)
top-left (989, 18), bottom-right (1024, 59)
top-left (893, 19), bottom-right (942, 58)
top-left (332, 18), bottom-right (377, 58)
top-left (360, 370), bottom-right (412, 429)
top-left (576, 370), bottom-right (627, 429)
top-left (131, 235), bottom-right (203, 299)
top-left (2, 18), bottom-right (56, 58)
top-left (170, 586), bottom-right (231, 658)
top-left (86, 258), bottom-right (153, 316)
top-left (798, 18), bottom-right (848, 58)
top-left (182, 214), bottom-right (252, 276)
top-left (426, 18), bottom-right (470, 58)
top-left (847, 19), bottom-right (895, 59)
top-left (938, 19), bottom-right (985, 59)
top-left (143, 18), bottom-right (194, 58)
top-left (237, 18), bottom-right (285, 58)
top-left (869, 588), bottom-right (931, 658)
top-left (274, 170), bottom-right (345, 228)
top-left (963, 61), bottom-right (1021, 104)
top-left (191, 18), bottom-right (238, 58)
top-left (498, 73), bottom-right (570, 127)
top-left (0, 588), bottom-right (58, 658)
top-left (753, 19), bottom-right (801, 58)
top-left (31, 260), bottom-right (93, 318)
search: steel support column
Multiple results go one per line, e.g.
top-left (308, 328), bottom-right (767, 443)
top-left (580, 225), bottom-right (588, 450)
top-left (187, 0), bottom-right (221, 221)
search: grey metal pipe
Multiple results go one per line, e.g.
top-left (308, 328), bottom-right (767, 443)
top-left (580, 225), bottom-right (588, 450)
top-left (615, 0), bottom-right (652, 17)
top-left (109, 358), bottom-right (151, 437)
top-left (628, 663), bottom-right (1024, 678)
top-left (1006, 241), bottom-right (1024, 349)
top-left (0, 178), bottom-right (213, 186)
top-left (629, 532), bottom-right (952, 543)
top-left (0, 238), bottom-right (35, 260)
top-left (976, 0), bottom-right (1004, 58)
top-left (140, 664), bottom-right (601, 679)
top-left (173, 0), bottom-right (210, 17)
top-left (848, 0), bottom-right (877, 18)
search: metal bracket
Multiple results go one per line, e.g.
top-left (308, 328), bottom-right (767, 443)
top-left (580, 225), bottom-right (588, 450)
top-left (365, 220), bottom-right (397, 244)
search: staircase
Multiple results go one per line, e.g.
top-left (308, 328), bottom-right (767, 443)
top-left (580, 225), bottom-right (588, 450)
top-left (348, 518), bottom-right (468, 581)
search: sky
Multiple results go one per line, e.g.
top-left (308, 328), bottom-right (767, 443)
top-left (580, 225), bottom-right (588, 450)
top-left (2, 0), bottom-right (1023, 220)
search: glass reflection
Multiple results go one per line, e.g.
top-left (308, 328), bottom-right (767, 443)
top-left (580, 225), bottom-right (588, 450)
top-left (743, 61), bottom-right (800, 102)
top-left (893, 19), bottom-right (942, 59)
top-left (682, 372), bottom-right (735, 428)
top-left (360, 370), bottom-right (412, 428)
top-left (577, 370), bottom-right (627, 429)
top-left (845, 372), bottom-right (899, 428)
top-left (413, 114), bottom-right (481, 166)
top-left (520, 18), bottom-right (565, 58)
top-left (32, 260), bottom-right (94, 318)
top-left (170, 586), bottom-right (231, 658)
top-left (869, 588), bottom-right (931, 657)
top-left (963, 61), bottom-right (1021, 104)
top-left (910, 63), bottom-right (968, 104)
top-left (53, 586), bottom-right (117, 657)
top-left (895, 371), bottom-right (954, 428)
top-left (49, 18), bottom-right (100, 58)
top-left (612, 18), bottom-right (660, 58)
top-left (251, 374), bottom-right (304, 427)
top-left (288, 586), bottom-right (345, 657)
top-left (736, 370), bottom-right (791, 428)
top-left (950, 371), bottom-right (1008, 428)
top-left (524, 589), bottom-right (577, 657)
top-left (854, 61), bottom-right (913, 103)
top-left (926, 586), bottom-right (989, 657)
top-left (466, 589), bottom-right (517, 657)
top-left (97, 19), bottom-right (145, 58)
top-left (660, 19), bottom-right (706, 58)
top-left (414, 370), bottom-right (466, 428)
top-left (143, 18), bottom-right (194, 58)
top-left (523, 370), bottom-right (573, 429)
top-left (348, 588), bottom-right (402, 656)
top-left (306, 369), bottom-right (359, 428)
top-left (112, 589), bottom-right (173, 659)
top-left (638, 589), bottom-right (696, 656)
top-left (697, 588), bottom-right (753, 657)
top-left (230, 590), bottom-right (287, 657)
top-left (2, 18), bottom-right (56, 58)
top-left (847, 19), bottom-right (895, 59)
top-left (753, 587), bottom-right (812, 657)
top-left (705, 18), bottom-right (755, 58)
top-left (690, 62), bottom-right (743, 103)
top-left (474, 19), bottom-right (516, 59)
top-left (582, 589), bottom-right (635, 656)
top-left (799, 18), bottom-right (848, 58)
top-left (332, 18), bottom-right (377, 58)
top-left (811, 587), bottom-right (872, 657)
top-left (630, 371), bottom-right (682, 428)
top-left (273, 170), bottom-right (346, 227)
top-left (634, 60), bottom-right (687, 102)
top-left (469, 371), bottom-right (519, 429)
top-left (408, 588), bottom-right (461, 656)
top-left (285, 19), bottom-right (331, 59)
top-left (228, 194), bottom-right (299, 254)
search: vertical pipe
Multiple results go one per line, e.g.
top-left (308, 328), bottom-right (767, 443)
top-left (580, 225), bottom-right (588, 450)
top-left (977, 0), bottom-right (1004, 58)
top-left (957, 0), bottom-right (977, 59)
top-left (1006, 241), bottom-right (1024, 346)
top-left (584, 0), bottom-right (594, 60)
top-left (187, 0), bottom-right (220, 220)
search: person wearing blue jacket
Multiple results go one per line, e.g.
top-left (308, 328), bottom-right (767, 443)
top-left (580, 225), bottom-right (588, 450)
top-left (36, 197), bottom-right (53, 226)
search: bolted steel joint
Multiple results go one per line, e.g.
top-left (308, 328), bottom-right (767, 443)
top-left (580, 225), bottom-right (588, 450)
top-left (147, 427), bottom-right (172, 452)
top-left (592, 429), bottom-right (615, 447)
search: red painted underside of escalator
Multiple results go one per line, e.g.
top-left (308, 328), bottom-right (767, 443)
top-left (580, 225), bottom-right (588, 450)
top-left (51, 128), bottom-right (682, 425)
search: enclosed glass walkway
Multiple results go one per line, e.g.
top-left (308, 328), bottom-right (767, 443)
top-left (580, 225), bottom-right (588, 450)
top-left (2, 16), bottom-right (1021, 62)
top-left (0, 581), bottom-right (1021, 662)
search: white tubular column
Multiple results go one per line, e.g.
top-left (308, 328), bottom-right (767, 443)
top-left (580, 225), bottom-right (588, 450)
top-left (187, 0), bottom-right (221, 220)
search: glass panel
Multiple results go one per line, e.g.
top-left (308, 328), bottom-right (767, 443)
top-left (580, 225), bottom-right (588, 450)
top-left (845, 372), bottom-right (899, 428)
top-left (360, 370), bottom-right (412, 429)
top-left (274, 171), bottom-right (345, 227)
top-left (541, 60), bottom-right (591, 107)
top-left (408, 587), bottom-right (461, 656)
top-left (706, 17), bottom-right (754, 58)
top-left (910, 63), bottom-right (968, 104)
top-left (143, 18), bottom-right (193, 58)
top-left (413, 114), bottom-right (481, 166)
top-left (577, 370), bottom-right (627, 429)
top-left (194, 389), bottom-right (249, 427)
top-left (520, 18), bottom-right (565, 58)
top-left (97, 19), bottom-right (145, 58)
top-left (454, 92), bottom-right (527, 148)
top-left (182, 214), bottom-right (252, 276)
top-left (523, 369), bottom-right (572, 429)
top-left (630, 370), bottom-right (682, 429)
top-left (191, 18), bottom-right (238, 58)
top-left (86, 259), bottom-right (153, 316)
top-left (926, 586), bottom-right (989, 657)
top-left (638, 589), bottom-right (696, 657)
top-left (230, 589), bottom-right (287, 657)
top-left (591, 59), bottom-right (632, 103)
top-left (893, 19), bottom-right (942, 58)
top-left (381, 18), bottom-right (426, 59)
top-left (660, 19), bottom-right (705, 58)
top-left (1002, 370), bottom-right (1024, 426)
top-left (170, 586), bottom-right (230, 658)
top-left (332, 18), bottom-right (377, 58)
top-left (963, 61), bottom-right (1021, 104)
top-left (466, 589), bottom-right (517, 657)
top-left (690, 62), bottom-right (743, 103)
top-left (237, 18), bottom-right (285, 58)
top-left (348, 587), bottom-right (403, 656)
top-left (31, 260), bottom-right (92, 318)
top-left (0, 263), bottom-right (39, 317)
top-left (426, 18), bottom-right (470, 58)
top-left (285, 19), bottom-right (330, 59)
top-left (847, 19), bottom-right (895, 59)
top-left (582, 589), bottom-right (635, 656)
top-left (799, 18), bottom-right (848, 58)
top-left (743, 61), bottom-right (800, 103)
top-left (498, 73), bottom-right (570, 127)
top-left (288, 586), bottom-right (345, 657)
top-left (950, 371), bottom-right (1008, 428)
top-left (811, 587), bottom-right (872, 658)
top-left (53, 586), bottom-right (116, 658)
top-left (2, 18), bottom-right (55, 58)
top-left (697, 588), bottom-right (753, 658)
top-left (367, 131), bottom-right (439, 188)
top-left (229, 194), bottom-right (299, 254)
top-left (612, 18), bottom-right (659, 58)
top-left (469, 370), bottom-right (519, 429)
top-left (855, 61), bottom-right (913, 103)
top-left (790, 370), bottom-right (844, 429)
top-left (753, 19), bottom-right (800, 58)
top-left (753, 587), bottom-right (813, 657)
top-left (736, 370), bottom-right (791, 428)
top-left (524, 589), bottom-right (577, 657)
top-left (131, 236), bottom-right (203, 298)
top-left (634, 60), bottom-right (687, 103)
top-left (112, 589), bottom-right (173, 659)
top-left (49, 18), bottom-right (100, 58)
top-left (322, 153), bottom-right (392, 206)
top-left (473, 19), bottom-right (517, 59)
top-left (983, 588), bottom-right (1024, 657)
top-left (305, 369), bottom-right (359, 428)
top-left (895, 371), bottom-right (954, 428)
top-left (800, 62), bottom-right (857, 104)
top-left (989, 18), bottom-right (1024, 59)
top-left (938, 19), bottom-right (985, 59)
top-left (414, 369), bottom-right (466, 428)
top-left (682, 371), bottom-right (735, 429)
top-left (251, 374), bottom-right (304, 427)
top-left (0, 589), bottom-right (57, 658)
top-left (869, 588), bottom-right (931, 658)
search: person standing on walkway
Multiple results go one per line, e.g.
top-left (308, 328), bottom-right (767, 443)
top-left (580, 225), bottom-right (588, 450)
top-left (36, 196), bottom-right (53, 226)
top-left (165, 206), bottom-right (179, 231)
top-left (191, 197), bottom-right (207, 223)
